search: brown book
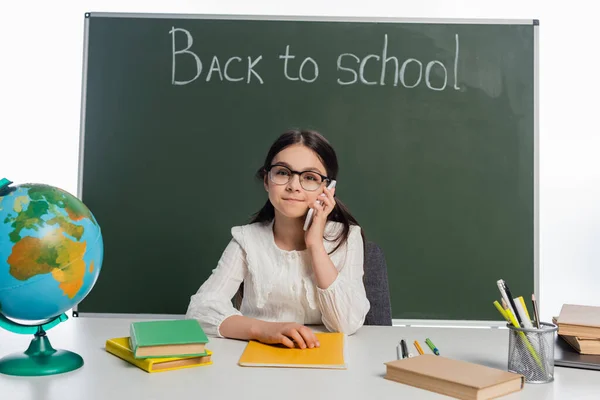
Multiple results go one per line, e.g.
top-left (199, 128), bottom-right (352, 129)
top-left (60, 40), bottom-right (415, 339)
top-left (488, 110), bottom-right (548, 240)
top-left (552, 316), bottom-right (600, 354)
top-left (384, 355), bottom-right (524, 400)
top-left (557, 304), bottom-right (600, 339)
top-left (560, 335), bottom-right (600, 355)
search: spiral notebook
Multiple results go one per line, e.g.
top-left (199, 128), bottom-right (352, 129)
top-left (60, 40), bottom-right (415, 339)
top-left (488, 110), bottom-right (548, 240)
top-left (238, 332), bottom-right (346, 369)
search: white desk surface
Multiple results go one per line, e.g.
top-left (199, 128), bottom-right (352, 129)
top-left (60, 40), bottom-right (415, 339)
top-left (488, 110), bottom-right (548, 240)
top-left (0, 317), bottom-right (598, 400)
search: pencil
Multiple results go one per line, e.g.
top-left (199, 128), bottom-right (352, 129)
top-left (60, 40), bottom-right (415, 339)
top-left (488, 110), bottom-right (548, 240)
top-left (532, 294), bottom-right (541, 329)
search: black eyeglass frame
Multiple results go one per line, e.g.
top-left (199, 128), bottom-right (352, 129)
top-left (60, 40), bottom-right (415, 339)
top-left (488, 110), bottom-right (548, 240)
top-left (265, 164), bottom-right (331, 191)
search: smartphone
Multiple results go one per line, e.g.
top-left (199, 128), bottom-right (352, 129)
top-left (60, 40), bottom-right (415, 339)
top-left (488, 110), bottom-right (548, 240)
top-left (303, 180), bottom-right (337, 231)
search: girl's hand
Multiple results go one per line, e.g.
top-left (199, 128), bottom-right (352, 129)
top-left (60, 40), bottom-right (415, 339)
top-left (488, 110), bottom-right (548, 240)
top-left (304, 186), bottom-right (336, 249)
top-left (252, 321), bottom-right (320, 349)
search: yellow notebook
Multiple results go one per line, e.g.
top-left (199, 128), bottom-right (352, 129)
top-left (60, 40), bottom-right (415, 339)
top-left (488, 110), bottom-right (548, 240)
top-left (105, 337), bottom-right (212, 373)
top-left (238, 332), bottom-right (346, 369)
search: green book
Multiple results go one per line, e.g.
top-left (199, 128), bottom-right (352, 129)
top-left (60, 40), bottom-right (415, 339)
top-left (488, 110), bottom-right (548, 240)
top-left (129, 319), bottom-right (209, 359)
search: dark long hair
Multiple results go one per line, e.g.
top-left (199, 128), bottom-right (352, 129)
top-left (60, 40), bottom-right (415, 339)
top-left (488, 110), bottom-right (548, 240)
top-left (250, 129), bottom-right (362, 254)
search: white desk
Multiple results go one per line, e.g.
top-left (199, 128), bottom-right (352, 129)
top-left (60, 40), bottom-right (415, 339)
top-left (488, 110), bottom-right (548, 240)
top-left (0, 317), bottom-right (598, 400)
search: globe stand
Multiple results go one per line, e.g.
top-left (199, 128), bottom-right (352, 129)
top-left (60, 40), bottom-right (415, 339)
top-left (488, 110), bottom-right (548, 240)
top-left (0, 313), bottom-right (84, 376)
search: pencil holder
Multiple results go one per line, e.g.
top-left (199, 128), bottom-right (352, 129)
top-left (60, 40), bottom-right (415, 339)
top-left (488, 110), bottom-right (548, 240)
top-left (507, 322), bottom-right (557, 383)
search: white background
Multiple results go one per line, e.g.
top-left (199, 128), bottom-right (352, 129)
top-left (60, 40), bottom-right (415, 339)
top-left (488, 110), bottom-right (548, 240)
top-left (1, 1), bottom-right (598, 323)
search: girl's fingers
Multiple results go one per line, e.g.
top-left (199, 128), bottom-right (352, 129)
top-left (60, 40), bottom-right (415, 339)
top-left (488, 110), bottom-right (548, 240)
top-left (320, 193), bottom-right (336, 212)
top-left (279, 334), bottom-right (295, 349)
top-left (313, 199), bottom-right (324, 212)
top-left (298, 326), bottom-right (318, 349)
top-left (287, 329), bottom-right (307, 349)
top-left (325, 186), bottom-right (336, 199)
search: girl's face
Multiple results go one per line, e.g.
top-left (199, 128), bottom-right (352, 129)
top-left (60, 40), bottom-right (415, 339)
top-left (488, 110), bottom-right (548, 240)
top-left (265, 144), bottom-right (328, 220)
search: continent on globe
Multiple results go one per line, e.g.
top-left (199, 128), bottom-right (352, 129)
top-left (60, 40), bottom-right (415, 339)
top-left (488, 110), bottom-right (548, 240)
top-left (7, 229), bottom-right (88, 298)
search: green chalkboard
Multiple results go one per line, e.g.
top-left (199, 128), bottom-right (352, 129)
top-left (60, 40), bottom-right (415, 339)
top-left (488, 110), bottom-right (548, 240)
top-left (76, 13), bottom-right (537, 321)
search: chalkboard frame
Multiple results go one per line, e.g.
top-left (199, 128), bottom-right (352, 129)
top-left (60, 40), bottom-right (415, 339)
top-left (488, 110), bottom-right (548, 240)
top-left (73, 12), bottom-right (539, 326)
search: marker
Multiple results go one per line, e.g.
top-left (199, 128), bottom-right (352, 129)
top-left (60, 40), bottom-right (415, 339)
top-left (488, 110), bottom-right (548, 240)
top-left (414, 340), bottom-right (424, 355)
top-left (514, 298), bottom-right (533, 328)
top-left (400, 339), bottom-right (409, 359)
top-left (517, 296), bottom-right (532, 321)
top-left (396, 343), bottom-right (402, 360)
top-left (425, 338), bottom-right (439, 355)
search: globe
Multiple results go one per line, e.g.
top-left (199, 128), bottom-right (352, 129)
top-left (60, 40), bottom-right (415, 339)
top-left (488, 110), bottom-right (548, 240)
top-left (0, 178), bottom-right (103, 376)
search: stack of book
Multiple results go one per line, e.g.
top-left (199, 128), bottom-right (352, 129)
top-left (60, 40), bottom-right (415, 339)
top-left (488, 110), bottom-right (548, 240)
top-left (105, 319), bottom-right (211, 373)
top-left (554, 304), bottom-right (600, 355)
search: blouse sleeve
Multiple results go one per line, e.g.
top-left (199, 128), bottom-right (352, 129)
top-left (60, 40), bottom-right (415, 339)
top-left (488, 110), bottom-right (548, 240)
top-left (185, 238), bottom-right (245, 337)
top-left (316, 226), bottom-right (371, 335)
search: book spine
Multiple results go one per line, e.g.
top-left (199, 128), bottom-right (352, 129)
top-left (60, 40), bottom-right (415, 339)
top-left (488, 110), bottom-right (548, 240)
top-left (129, 324), bottom-right (139, 358)
top-left (105, 340), bottom-right (151, 372)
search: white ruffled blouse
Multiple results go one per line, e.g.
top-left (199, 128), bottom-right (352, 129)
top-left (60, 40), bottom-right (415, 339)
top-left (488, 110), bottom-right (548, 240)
top-left (185, 221), bottom-right (370, 337)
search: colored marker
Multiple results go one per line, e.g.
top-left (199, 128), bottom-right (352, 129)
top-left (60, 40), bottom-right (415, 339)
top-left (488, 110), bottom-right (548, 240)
top-left (425, 338), bottom-right (439, 355)
top-left (517, 296), bottom-right (532, 321)
top-left (414, 340), bottom-right (424, 355)
top-left (400, 339), bottom-right (409, 359)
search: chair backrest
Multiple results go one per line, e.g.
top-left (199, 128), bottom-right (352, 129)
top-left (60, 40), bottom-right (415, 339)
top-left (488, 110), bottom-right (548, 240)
top-left (363, 241), bottom-right (393, 326)
top-left (234, 240), bottom-right (393, 326)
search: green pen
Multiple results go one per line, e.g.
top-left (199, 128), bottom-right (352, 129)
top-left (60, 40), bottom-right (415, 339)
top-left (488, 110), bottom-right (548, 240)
top-left (425, 338), bottom-right (440, 355)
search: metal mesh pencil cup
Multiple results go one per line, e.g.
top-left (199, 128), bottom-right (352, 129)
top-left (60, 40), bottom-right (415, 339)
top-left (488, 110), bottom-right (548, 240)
top-left (507, 322), bottom-right (558, 383)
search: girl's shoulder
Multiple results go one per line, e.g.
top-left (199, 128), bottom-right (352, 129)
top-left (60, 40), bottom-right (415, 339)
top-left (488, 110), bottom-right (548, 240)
top-left (230, 221), bottom-right (273, 249)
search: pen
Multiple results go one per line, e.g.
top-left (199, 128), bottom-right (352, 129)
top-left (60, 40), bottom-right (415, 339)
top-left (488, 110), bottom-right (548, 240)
top-left (425, 338), bottom-right (439, 355)
top-left (497, 280), bottom-right (517, 323)
top-left (396, 343), bottom-right (402, 360)
top-left (400, 339), bottom-right (408, 359)
top-left (500, 280), bottom-right (523, 325)
top-left (414, 340), bottom-right (424, 355)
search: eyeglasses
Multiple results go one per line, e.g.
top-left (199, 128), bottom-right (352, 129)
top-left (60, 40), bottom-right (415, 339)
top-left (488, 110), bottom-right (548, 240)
top-left (266, 164), bottom-right (330, 191)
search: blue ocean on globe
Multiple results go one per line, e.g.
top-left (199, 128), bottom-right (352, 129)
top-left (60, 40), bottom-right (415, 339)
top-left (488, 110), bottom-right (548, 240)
top-left (0, 182), bottom-right (103, 322)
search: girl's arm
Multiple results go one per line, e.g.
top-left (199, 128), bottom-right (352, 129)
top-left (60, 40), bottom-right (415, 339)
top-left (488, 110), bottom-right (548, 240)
top-left (305, 186), bottom-right (370, 334)
top-left (185, 239), bottom-right (245, 337)
top-left (309, 226), bottom-right (371, 335)
top-left (220, 317), bottom-right (319, 349)
top-left (187, 238), bottom-right (319, 348)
